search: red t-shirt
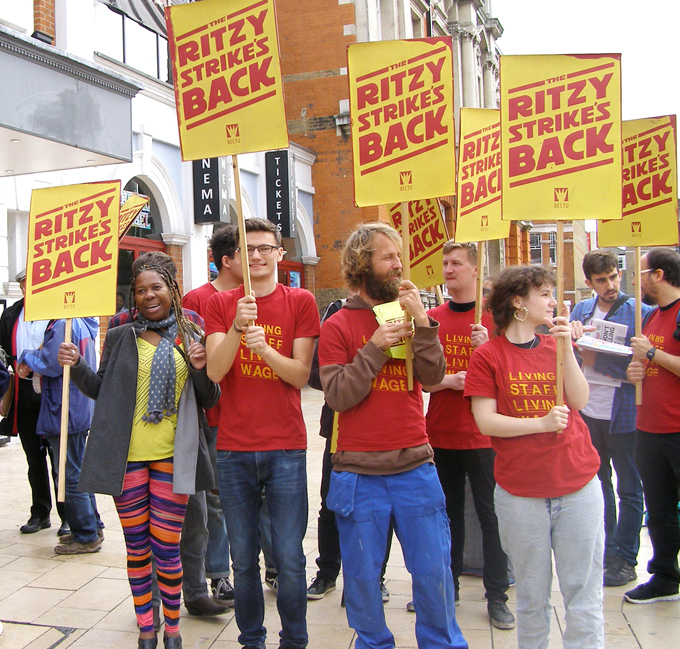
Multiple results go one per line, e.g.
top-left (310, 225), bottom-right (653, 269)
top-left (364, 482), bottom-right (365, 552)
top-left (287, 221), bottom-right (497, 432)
top-left (638, 300), bottom-right (680, 433)
top-left (426, 302), bottom-right (493, 450)
top-left (464, 334), bottom-right (599, 498)
top-left (184, 282), bottom-right (222, 427)
top-left (204, 284), bottom-right (320, 451)
top-left (318, 307), bottom-right (429, 452)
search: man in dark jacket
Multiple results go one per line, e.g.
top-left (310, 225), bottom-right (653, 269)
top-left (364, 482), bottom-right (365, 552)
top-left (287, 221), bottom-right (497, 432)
top-left (0, 270), bottom-right (64, 534)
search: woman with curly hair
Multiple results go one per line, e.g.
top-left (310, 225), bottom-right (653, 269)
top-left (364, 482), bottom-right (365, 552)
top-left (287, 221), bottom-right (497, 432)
top-left (464, 265), bottom-right (604, 649)
top-left (58, 253), bottom-right (220, 649)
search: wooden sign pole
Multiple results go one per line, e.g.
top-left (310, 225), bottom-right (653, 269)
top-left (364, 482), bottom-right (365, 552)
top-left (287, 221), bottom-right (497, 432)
top-left (57, 319), bottom-right (72, 502)
top-left (435, 285), bottom-right (445, 306)
top-left (634, 247), bottom-right (643, 405)
top-left (400, 202), bottom-right (414, 391)
top-left (233, 155), bottom-right (253, 324)
top-left (556, 222), bottom-right (565, 406)
top-left (475, 240), bottom-right (486, 324)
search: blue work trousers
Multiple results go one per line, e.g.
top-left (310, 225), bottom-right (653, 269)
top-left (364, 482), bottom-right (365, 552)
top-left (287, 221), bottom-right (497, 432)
top-left (328, 463), bottom-right (468, 649)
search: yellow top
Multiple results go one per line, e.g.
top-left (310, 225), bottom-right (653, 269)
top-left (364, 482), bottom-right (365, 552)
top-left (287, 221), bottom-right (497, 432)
top-left (128, 337), bottom-right (188, 462)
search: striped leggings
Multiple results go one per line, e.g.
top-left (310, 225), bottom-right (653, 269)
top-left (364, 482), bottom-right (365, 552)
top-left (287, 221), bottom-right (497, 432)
top-left (114, 459), bottom-right (189, 634)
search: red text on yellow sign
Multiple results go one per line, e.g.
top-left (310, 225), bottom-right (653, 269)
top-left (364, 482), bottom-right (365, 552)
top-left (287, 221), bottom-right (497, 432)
top-left (455, 108), bottom-right (508, 243)
top-left (167, 0), bottom-right (288, 160)
top-left (388, 199), bottom-right (446, 288)
top-left (349, 38), bottom-right (456, 206)
top-left (501, 54), bottom-right (622, 221)
top-left (598, 116), bottom-right (678, 247)
top-left (25, 181), bottom-right (120, 321)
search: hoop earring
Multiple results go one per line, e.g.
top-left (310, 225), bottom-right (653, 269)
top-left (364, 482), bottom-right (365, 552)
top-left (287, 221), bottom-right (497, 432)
top-left (513, 306), bottom-right (528, 322)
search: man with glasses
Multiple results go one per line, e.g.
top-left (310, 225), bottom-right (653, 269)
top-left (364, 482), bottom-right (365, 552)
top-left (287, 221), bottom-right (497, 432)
top-left (626, 247), bottom-right (680, 604)
top-left (205, 218), bottom-right (320, 649)
top-left (570, 249), bottom-right (651, 589)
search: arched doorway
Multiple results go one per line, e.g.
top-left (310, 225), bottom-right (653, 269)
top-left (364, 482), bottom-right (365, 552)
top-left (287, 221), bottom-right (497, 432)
top-left (116, 177), bottom-right (168, 312)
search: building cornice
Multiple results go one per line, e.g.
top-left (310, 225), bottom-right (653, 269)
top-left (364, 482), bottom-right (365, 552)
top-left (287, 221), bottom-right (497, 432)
top-left (447, 22), bottom-right (481, 45)
top-left (161, 233), bottom-right (192, 247)
top-left (0, 24), bottom-right (141, 98)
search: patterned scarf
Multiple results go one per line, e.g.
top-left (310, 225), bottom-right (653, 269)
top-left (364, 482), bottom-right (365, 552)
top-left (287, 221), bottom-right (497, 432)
top-left (133, 309), bottom-right (180, 424)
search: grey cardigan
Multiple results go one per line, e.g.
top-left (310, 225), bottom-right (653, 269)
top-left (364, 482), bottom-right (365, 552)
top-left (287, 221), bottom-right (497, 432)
top-left (71, 323), bottom-right (220, 496)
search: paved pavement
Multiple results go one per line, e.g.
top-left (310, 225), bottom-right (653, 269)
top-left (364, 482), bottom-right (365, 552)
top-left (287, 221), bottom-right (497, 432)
top-left (0, 386), bottom-right (678, 648)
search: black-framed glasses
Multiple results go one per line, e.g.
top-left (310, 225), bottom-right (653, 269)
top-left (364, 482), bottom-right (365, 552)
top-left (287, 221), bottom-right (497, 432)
top-left (236, 245), bottom-right (280, 257)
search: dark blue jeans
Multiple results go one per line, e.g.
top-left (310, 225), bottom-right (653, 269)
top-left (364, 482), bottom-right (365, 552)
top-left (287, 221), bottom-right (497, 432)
top-left (216, 449), bottom-right (308, 649)
top-left (582, 415), bottom-right (643, 566)
top-left (46, 432), bottom-right (101, 543)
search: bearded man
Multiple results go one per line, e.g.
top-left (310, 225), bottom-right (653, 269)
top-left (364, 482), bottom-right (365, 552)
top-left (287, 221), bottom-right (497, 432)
top-left (318, 222), bottom-right (467, 649)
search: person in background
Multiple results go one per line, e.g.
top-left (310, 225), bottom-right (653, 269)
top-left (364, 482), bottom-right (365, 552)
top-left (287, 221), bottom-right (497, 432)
top-left (625, 247), bottom-right (680, 604)
top-left (570, 249), bottom-right (650, 587)
top-left (60, 254), bottom-right (220, 649)
top-left (424, 242), bottom-right (514, 629)
top-left (465, 265), bottom-right (603, 649)
top-left (18, 317), bottom-right (103, 554)
top-left (0, 269), bottom-right (66, 535)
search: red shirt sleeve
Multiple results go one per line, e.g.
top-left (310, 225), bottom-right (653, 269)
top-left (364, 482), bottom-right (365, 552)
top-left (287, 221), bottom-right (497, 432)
top-left (204, 291), bottom-right (232, 337)
top-left (464, 344), bottom-right (499, 400)
top-left (318, 314), bottom-right (352, 367)
top-left (293, 290), bottom-right (321, 340)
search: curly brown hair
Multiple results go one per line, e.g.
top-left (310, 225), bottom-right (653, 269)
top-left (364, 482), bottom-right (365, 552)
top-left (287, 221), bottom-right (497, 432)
top-left (488, 265), bottom-right (556, 335)
top-left (341, 222), bottom-right (402, 290)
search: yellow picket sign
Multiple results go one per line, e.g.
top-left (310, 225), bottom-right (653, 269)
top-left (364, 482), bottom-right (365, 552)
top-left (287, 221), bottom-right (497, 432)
top-left (166, 0), bottom-right (289, 160)
top-left (387, 199), bottom-right (447, 288)
top-left (500, 54), bottom-right (623, 222)
top-left (25, 181), bottom-right (121, 321)
top-left (598, 116), bottom-right (678, 247)
top-left (119, 193), bottom-right (150, 240)
top-left (455, 108), bottom-right (509, 243)
top-left (348, 37), bottom-right (456, 207)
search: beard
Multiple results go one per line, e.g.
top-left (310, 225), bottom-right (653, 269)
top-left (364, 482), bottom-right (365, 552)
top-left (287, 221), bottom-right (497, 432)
top-left (642, 291), bottom-right (657, 306)
top-left (364, 266), bottom-right (401, 303)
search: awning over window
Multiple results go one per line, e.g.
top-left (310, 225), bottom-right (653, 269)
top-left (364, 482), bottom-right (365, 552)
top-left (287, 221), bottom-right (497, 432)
top-left (0, 25), bottom-right (142, 177)
top-left (100, 0), bottom-right (167, 38)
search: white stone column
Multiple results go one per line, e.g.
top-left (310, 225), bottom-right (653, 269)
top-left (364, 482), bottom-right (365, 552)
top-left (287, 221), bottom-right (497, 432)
top-left (483, 59), bottom-right (498, 108)
top-left (460, 29), bottom-right (478, 107)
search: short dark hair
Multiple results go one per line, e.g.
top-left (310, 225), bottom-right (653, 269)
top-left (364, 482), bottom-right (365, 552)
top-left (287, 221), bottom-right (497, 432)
top-left (442, 240), bottom-right (477, 264)
top-left (645, 247), bottom-right (680, 287)
top-left (488, 265), bottom-right (556, 334)
top-left (210, 225), bottom-right (238, 271)
top-left (582, 249), bottom-right (618, 281)
top-left (236, 217), bottom-right (282, 247)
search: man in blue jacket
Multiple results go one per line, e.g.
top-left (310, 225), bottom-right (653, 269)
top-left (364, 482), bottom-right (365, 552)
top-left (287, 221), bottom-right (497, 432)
top-left (570, 249), bottom-right (652, 587)
top-left (18, 317), bottom-right (103, 555)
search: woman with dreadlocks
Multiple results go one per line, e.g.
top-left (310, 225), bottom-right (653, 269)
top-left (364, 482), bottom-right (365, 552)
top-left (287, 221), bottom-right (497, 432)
top-left (58, 253), bottom-right (220, 649)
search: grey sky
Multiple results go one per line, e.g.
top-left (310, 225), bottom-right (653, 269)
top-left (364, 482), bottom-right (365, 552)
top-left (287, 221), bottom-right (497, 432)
top-left (491, 0), bottom-right (680, 122)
